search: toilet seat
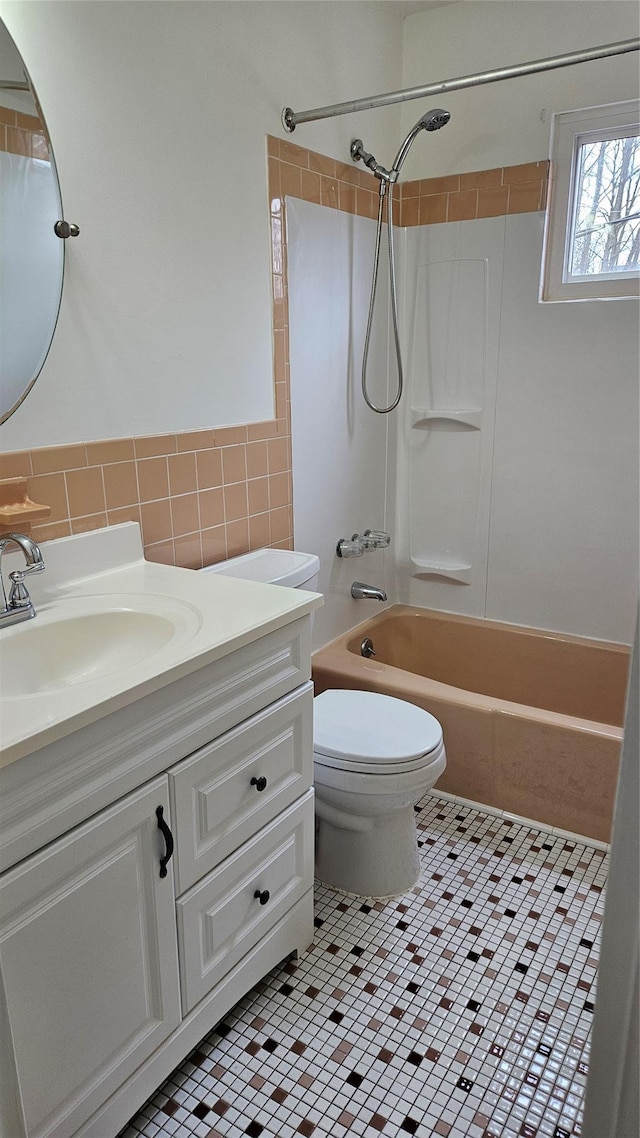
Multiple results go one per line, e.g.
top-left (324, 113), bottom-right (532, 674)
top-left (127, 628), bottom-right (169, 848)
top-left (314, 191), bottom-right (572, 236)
top-left (313, 689), bottom-right (443, 770)
top-left (313, 747), bottom-right (445, 776)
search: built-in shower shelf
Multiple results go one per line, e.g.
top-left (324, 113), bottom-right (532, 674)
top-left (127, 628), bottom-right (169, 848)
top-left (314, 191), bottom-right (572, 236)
top-left (411, 409), bottom-right (483, 430)
top-left (411, 557), bottom-right (472, 585)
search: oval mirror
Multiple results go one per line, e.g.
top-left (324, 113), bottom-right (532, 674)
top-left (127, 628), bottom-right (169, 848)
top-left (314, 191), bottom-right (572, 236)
top-left (0, 19), bottom-right (64, 424)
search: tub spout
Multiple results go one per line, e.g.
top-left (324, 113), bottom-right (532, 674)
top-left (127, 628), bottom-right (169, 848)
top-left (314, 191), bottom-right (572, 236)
top-left (351, 581), bottom-right (387, 601)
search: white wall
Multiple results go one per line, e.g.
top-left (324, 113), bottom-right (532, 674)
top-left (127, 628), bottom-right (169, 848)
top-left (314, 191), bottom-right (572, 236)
top-left (0, 0), bottom-right (404, 449)
top-left (287, 198), bottom-right (391, 650)
top-left (400, 1), bottom-right (640, 181)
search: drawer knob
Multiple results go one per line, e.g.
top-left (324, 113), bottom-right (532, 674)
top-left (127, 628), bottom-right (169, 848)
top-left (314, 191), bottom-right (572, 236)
top-left (250, 776), bottom-right (268, 792)
top-left (254, 888), bottom-right (270, 906)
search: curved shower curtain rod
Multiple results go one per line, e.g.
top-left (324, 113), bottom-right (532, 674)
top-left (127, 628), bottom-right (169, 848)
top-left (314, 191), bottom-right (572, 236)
top-left (282, 38), bottom-right (640, 132)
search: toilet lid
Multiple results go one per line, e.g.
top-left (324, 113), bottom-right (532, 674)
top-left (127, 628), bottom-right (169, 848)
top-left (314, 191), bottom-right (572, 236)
top-left (313, 689), bottom-right (442, 765)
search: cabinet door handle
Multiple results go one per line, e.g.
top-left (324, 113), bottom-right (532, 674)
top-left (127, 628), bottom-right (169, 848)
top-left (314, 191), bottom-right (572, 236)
top-left (250, 776), bottom-right (268, 792)
top-left (254, 888), bottom-right (270, 905)
top-left (156, 805), bottom-right (174, 879)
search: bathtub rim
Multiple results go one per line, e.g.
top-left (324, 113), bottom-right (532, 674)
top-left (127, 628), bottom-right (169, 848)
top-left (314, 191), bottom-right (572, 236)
top-left (313, 604), bottom-right (627, 741)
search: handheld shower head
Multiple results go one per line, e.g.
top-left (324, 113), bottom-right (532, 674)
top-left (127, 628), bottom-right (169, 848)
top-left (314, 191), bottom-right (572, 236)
top-left (391, 107), bottom-right (450, 173)
top-left (419, 108), bottom-right (451, 132)
top-left (352, 106), bottom-right (451, 414)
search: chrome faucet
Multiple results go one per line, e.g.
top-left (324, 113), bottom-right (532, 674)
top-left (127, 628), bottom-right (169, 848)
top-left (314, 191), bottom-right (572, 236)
top-left (0, 533), bottom-right (45, 627)
top-left (351, 581), bottom-right (387, 602)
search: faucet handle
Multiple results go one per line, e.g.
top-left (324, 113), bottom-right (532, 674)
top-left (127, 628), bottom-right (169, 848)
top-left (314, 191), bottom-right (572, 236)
top-left (362, 529), bottom-right (391, 549)
top-left (8, 565), bottom-right (42, 611)
top-left (0, 534), bottom-right (44, 626)
top-left (8, 574), bottom-right (31, 609)
top-left (336, 537), bottom-right (365, 558)
top-left (9, 560), bottom-right (44, 580)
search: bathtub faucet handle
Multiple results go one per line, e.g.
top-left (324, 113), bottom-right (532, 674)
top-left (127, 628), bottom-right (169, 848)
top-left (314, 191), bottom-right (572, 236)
top-left (363, 529), bottom-right (391, 549)
top-left (337, 537), bottom-right (365, 558)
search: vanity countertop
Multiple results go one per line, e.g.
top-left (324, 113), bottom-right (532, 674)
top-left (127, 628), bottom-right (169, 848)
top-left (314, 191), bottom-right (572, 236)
top-left (0, 523), bottom-right (322, 767)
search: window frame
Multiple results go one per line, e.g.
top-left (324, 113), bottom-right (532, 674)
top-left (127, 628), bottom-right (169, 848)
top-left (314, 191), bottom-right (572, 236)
top-left (540, 100), bottom-right (640, 303)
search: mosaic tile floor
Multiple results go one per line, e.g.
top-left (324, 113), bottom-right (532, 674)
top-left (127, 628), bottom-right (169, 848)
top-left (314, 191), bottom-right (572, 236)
top-left (121, 795), bottom-right (607, 1138)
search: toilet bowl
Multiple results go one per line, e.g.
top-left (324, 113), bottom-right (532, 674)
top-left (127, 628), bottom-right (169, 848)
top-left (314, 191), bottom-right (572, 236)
top-left (313, 688), bottom-right (446, 897)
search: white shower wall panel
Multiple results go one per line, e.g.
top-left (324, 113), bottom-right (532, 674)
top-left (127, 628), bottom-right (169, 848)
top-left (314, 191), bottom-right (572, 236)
top-left (486, 212), bottom-right (639, 644)
top-left (287, 200), bottom-right (637, 649)
top-left (287, 198), bottom-right (390, 651)
top-left (394, 217), bottom-right (505, 617)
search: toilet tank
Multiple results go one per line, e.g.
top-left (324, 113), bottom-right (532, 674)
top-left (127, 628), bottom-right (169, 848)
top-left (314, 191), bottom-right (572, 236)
top-left (200, 548), bottom-right (320, 592)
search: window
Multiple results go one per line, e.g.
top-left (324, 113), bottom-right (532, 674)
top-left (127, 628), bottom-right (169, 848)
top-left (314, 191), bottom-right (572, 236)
top-left (540, 100), bottom-right (640, 301)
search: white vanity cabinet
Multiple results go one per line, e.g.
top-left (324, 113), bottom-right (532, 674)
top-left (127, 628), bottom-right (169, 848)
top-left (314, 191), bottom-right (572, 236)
top-left (0, 778), bottom-right (182, 1138)
top-left (0, 614), bottom-right (316, 1138)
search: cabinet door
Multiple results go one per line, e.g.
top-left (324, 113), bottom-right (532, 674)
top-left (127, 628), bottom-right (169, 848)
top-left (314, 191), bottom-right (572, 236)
top-left (0, 777), bottom-right (181, 1138)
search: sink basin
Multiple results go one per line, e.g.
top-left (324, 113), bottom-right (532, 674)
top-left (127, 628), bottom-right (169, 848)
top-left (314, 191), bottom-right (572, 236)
top-left (0, 593), bottom-right (202, 698)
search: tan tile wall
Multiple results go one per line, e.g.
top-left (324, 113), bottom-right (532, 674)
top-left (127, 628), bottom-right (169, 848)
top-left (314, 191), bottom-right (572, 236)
top-left (0, 105), bottom-right (49, 160)
top-left (398, 161), bottom-right (550, 225)
top-left (268, 135), bottom-right (383, 222)
top-left (0, 424), bottom-right (291, 569)
top-left (2, 137), bottom-right (549, 569)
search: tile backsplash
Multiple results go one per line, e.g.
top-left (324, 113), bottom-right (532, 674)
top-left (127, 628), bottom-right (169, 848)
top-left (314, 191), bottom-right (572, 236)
top-left (0, 104), bottom-right (49, 160)
top-left (0, 425), bottom-right (291, 569)
top-left (1, 137), bottom-right (549, 568)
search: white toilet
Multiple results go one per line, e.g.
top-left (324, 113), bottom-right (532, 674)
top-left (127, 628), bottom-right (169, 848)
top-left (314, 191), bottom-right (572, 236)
top-left (202, 548), bottom-right (446, 898)
top-left (313, 689), bottom-right (445, 896)
top-left (201, 547), bottom-right (321, 591)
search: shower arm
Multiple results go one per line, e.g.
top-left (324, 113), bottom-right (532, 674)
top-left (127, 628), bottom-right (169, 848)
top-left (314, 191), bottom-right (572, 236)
top-left (282, 37), bottom-right (640, 131)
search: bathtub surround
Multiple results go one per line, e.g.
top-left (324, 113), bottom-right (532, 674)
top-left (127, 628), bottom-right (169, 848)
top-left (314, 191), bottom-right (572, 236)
top-left (288, 188), bottom-right (638, 647)
top-left (122, 794), bottom-right (606, 1138)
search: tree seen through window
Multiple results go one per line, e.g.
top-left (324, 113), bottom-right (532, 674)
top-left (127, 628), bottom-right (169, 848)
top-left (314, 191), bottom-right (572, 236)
top-left (570, 133), bottom-right (640, 277)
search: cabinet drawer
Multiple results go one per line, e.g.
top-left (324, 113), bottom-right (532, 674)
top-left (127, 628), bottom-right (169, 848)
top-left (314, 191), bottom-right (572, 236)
top-left (170, 683), bottom-right (313, 894)
top-left (176, 790), bottom-right (314, 1014)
